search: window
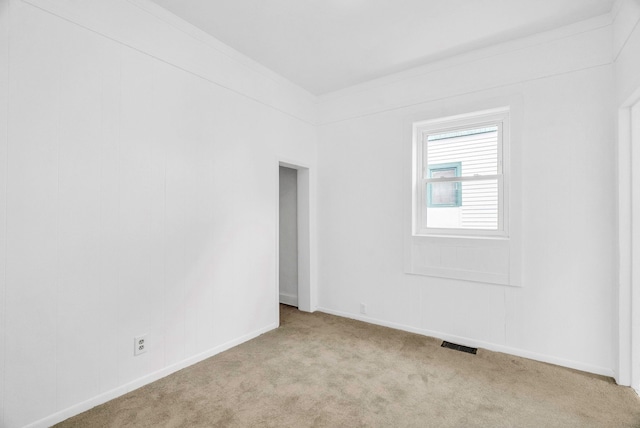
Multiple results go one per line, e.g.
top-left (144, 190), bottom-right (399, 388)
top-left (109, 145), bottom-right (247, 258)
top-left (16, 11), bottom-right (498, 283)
top-left (413, 108), bottom-right (509, 237)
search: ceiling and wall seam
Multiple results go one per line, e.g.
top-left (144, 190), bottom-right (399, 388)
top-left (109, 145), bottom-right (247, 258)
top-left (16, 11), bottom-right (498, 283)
top-left (21, 0), bottom-right (318, 126)
top-left (612, 0), bottom-right (625, 18)
top-left (615, 19), bottom-right (640, 61)
top-left (18, 0), bottom-right (618, 129)
top-left (318, 14), bottom-right (613, 103)
top-left (612, 3), bottom-right (640, 61)
top-left (317, 62), bottom-right (613, 127)
top-left (124, 0), bottom-right (317, 104)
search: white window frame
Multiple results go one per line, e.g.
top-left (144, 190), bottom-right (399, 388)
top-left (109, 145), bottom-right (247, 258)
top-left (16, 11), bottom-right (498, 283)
top-left (413, 107), bottom-right (510, 238)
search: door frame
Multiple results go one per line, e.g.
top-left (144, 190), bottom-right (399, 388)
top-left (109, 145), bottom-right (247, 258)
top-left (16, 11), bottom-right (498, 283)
top-left (617, 87), bottom-right (640, 390)
top-left (276, 160), bottom-right (315, 316)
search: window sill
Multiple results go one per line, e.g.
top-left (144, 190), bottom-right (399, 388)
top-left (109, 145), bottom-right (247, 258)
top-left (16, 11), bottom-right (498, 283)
top-left (405, 233), bottom-right (521, 287)
top-left (413, 233), bottom-right (510, 241)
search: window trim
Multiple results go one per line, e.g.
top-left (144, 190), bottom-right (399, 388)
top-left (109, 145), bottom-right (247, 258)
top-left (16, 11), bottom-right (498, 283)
top-left (413, 108), bottom-right (510, 238)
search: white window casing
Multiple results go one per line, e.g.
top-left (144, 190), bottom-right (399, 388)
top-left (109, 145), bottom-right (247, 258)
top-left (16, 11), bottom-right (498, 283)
top-left (413, 108), bottom-right (510, 238)
top-left (405, 102), bottom-right (522, 287)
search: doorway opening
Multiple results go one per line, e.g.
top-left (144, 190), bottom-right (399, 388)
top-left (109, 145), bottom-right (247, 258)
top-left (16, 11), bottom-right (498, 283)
top-left (279, 166), bottom-right (298, 308)
top-left (277, 161), bottom-right (312, 316)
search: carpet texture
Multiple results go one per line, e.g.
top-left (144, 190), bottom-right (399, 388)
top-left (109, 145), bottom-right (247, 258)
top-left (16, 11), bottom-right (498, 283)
top-left (56, 305), bottom-right (640, 427)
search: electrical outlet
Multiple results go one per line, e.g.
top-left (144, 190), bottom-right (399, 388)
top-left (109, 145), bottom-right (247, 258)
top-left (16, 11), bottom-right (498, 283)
top-left (134, 334), bottom-right (147, 356)
top-left (360, 303), bottom-right (367, 315)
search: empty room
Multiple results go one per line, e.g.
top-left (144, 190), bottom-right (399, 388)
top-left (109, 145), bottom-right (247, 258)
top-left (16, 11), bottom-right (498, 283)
top-left (2, 0), bottom-right (640, 426)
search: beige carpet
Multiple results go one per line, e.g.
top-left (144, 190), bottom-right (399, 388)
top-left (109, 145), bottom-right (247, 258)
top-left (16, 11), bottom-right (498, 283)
top-left (56, 305), bottom-right (640, 427)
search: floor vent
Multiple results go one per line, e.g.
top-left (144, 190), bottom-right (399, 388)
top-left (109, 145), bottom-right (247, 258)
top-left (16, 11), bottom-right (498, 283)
top-left (441, 341), bottom-right (477, 355)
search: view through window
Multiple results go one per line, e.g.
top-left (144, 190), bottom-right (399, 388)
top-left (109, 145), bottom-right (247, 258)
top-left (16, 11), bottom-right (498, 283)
top-left (414, 109), bottom-right (509, 236)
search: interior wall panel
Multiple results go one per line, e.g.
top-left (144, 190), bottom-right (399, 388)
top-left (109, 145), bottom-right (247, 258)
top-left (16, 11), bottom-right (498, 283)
top-left (2, 1), bottom-right (317, 426)
top-left (317, 25), bottom-right (617, 376)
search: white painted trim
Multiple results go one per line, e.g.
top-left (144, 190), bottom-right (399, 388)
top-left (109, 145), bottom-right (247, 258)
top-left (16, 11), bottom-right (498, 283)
top-left (612, 0), bottom-right (624, 20)
top-left (404, 94), bottom-right (523, 287)
top-left (279, 293), bottom-right (298, 307)
top-left (275, 163), bottom-right (281, 325)
top-left (23, 322), bottom-right (278, 428)
top-left (124, 0), bottom-right (316, 103)
top-left (296, 167), bottom-right (312, 312)
top-left (618, 106), bottom-right (633, 386)
top-left (318, 31), bottom-right (612, 126)
top-left (318, 14), bottom-right (612, 102)
top-left (631, 99), bottom-right (640, 393)
top-left (617, 87), bottom-right (640, 388)
top-left (19, 0), bottom-right (317, 124)
top-left (277, 159), bottom-right (317, 314)
top-left (0, 1), bottom-right (8, 426)
top-left (413, 108), bottom-right (510, 238)
top-left (318, 307), bottom-right (615, 378)
top-left (612, 0), bottom-right (640, 61)
top-left (614, 2), bottom-right (640, 387)
top-left (406, 266), bottom-right (511, 287)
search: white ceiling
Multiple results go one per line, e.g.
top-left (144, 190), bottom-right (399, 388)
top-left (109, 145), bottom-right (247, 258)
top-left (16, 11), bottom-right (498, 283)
top-left (149, 0), bottom-right (616, 95)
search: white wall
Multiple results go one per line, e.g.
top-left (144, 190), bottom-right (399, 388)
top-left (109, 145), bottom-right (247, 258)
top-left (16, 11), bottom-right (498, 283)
top-left (279, 166), bottom-right (298, 306)
top-left (0, 1), bottom-right (630, 426)
top-left (317, 17), bottom-right (617, 376)
top-left (0, 1), bottom-right (316, 427)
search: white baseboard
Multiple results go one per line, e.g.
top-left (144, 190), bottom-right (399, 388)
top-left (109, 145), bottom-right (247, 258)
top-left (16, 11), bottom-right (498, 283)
top-left (24, 307), bottom-right (617, 428)
top-left (25, 322), bottom-right (278, 428)
top-left (317, 307), bottom-right (615, 379)
top-left (279, 292), bottom-right (298, 307)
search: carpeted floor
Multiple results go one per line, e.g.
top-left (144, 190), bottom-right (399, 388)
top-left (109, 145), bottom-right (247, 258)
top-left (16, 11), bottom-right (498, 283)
top-left (56, 305), bottom-right (640, 427)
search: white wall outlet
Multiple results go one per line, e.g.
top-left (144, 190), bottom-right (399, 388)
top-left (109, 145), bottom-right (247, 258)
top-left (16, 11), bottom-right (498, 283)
top-left (360, 303), bottom-right (367, 315)
top-left (134, 334), bottom-right (147, 356)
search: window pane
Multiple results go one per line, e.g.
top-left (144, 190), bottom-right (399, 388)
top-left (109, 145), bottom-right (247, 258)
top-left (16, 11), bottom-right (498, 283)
top-left (425, 126), bottom-right (498, 178)
top-left (429, 181), bottom-right (459, 206)
top-left (431, 167), bottom-right (456, 179)
top-left (426, 179), bottom-right (498, 230)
